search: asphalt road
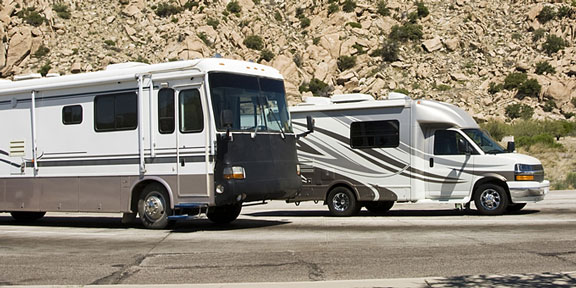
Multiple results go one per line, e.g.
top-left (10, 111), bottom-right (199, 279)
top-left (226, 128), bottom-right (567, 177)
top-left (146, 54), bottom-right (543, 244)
top-left (0, 190), bottom-right (575, 286)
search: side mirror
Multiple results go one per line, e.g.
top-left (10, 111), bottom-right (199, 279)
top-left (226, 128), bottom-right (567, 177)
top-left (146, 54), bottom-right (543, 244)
top-left (507, 141), bottom-right (515, 153)
top-left (297, 116), bottom-right (315, 139)
top-left (221, 109), bottom-right (234, 128)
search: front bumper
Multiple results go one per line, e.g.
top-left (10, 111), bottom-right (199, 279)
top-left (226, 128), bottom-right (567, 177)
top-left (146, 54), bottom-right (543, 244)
top-left (508, 180), bottom-right (550, 203)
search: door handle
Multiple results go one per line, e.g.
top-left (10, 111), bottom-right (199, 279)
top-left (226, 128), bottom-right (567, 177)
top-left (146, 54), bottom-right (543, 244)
top-left (429, 158), bottom-right (434, 168)
top-left (180, 158), bottom-right (185, 167)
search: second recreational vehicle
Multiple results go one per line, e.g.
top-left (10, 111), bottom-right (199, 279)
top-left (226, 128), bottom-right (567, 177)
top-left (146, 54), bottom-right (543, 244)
top-left (0, 58), bottom-right (310, 229)
top-left (290, 93), bottom-right (549, 216)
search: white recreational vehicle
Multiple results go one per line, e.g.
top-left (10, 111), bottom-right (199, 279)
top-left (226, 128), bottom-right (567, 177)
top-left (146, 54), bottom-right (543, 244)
top-left (0, 58), bottom-right (307, 229)
top-left (290, 93), bottom-right (549, 216)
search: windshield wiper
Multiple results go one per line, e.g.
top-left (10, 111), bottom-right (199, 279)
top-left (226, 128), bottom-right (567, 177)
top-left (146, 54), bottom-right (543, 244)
top-left (267, 106), bottom-right (286, 139)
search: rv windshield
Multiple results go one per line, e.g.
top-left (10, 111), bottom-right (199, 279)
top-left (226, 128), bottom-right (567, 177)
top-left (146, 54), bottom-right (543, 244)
top-left (462, 128), bottom-right (506, 154)
top-left (209, 72), bottom-right (292, 133)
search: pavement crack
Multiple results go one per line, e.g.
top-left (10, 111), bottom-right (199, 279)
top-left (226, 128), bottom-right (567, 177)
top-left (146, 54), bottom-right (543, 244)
top-left (298, 259), bottom-right (325, 281)
top-left (89, 254), bottom-right (146, 285)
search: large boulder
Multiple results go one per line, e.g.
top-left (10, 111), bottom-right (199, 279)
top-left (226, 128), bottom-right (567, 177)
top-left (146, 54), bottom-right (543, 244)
top-left (2, 27), bottom-right (32, 74)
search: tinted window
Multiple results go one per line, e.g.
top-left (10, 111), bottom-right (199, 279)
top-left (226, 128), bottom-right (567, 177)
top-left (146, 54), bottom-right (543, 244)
top-left (350, 120), bottom-right (399, 148)
top-left (179, 89), bottom-right (203, 133)
top-left (62, 105), bottom-right (82, 125)
top-left (94, 92), bottom-right (137, 132)
top-left (158, 88), bottom-right (175, 134)
top-left (434, 130), bottom-right (472, 155)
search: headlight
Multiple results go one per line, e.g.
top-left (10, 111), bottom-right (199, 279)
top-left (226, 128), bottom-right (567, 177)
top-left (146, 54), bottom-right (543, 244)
top-left (223, 166), bottom-right (246, 180)
top-left (514, 164), bottom-right (543, 181)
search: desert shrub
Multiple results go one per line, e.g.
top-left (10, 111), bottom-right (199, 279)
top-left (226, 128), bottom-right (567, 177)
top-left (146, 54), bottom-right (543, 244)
top-left (207, 17), bottom-right (219, 29)
top-left (156, 2), bottom-right (183, 17)
top-left (259, 49), bottom-right (275, 62)
top-left (226, 1), bottom-right (241, 14)
top-left (543, 35), bottom-right (567, 55)
top-left (328, 3), bottom-right (339, 15)
top-left (352, 43), bottom-right (365, 54)
top-left (542, 99), bottom-right (557, 112)
top-left (33, 45), bottom-right (50, 58)
top-left (183, 1), bottom-right (199, 10)
top-left (516, 134), bottom-right (561, 149)
top-left (532, 29), bottom-right (546, 42)
top-left (516, 78), bottom-right (541, 100)
top-left (557, 5), bottom-right (574, 18)
top-left (53, 3), bottom-right (71, 19)
top-left (342, 0), bottom-right (356, 13)
top-left (572, 98), bottom-right (576, 107)
top-left (480, 120), bottom-right (509, 141)
top-left (389, 23), bottom-right (423, 42)
top-left (377, 0), bottom-right (390, 16)
top-left (535, 61), bottom-right (556, 75)
top-left (416, 1), bottom-right (429, 18)
top-left (293, 53), bottom-right (303, 68)
top-left (300, 78), bottom-right (333, 97)
top-left (563, 111), bottom-right (575, 119)
top-left (503, 72), bottom-right (527, 90)
top-left (274, 11), bottom-right (282, 21)
top-left (243, 35), bottom-right (263, 50)
top-left (38, 62), bottom-right (51, 76)
top-left (104, 39), bottom-right (116, 47)
top-left (505, 103), bottom-right (533, 120)
top-left (393, 88), bottom-right (410, 95)
top-left (435, 84), bottom-right (451, 91)
top-left (17, 7), bottom-right (46, 26)
top-left (300, 17), bottom-right (311, 28)
top-left (337, 55), bottom-right (356, 71)
top-left (373, 39), bottom-right (400, 62)
top-left (346, 22), bottom-right (361, 28)
top-left (133, 55), bottom-right (150, 64)
top-left (488, 82), bottom-right (503, 94)
top-left (537, 6), bottom-right (556, 23)
top-left (197, 32), bottom-right (211, 46)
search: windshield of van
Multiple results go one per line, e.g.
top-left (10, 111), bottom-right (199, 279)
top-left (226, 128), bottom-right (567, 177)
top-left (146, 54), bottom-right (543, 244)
top-left (462, 128), bottom-right (506, 154)
top-left (209, 72), bottom-right (292, 133)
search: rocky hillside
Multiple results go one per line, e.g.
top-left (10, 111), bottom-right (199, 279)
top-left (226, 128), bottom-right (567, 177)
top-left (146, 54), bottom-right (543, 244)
top-left (0, 0), bottom-right (575, 121)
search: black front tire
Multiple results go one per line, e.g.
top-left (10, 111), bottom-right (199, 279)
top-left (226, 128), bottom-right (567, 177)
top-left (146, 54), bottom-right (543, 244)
top-left (507, 203), bottom-right (527, 212)
top-left (10, 212), bottom-right (46, 222)
top-left (327, 187), bottom-right (360, 217)
top-left (138, 184), bottom-right (172, 229)
top-left (364, 201), bottom-right (395, 214)
top-left (474, 183), bottom-right (509, 215)
top-left (207, 203), bottom-right (242, 224)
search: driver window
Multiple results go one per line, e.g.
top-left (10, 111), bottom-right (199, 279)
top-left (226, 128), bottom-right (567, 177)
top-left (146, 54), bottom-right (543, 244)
top-left (434, 130), bottom-right (471, 155)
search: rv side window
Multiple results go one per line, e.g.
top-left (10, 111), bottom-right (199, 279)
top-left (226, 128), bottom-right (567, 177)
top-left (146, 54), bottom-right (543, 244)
top-left (179, 89), bottom-right (203, 133)
top-left (94, 92), bottom-right (138, 132)
top-left (158, 88), bottom-right (175, 134)
top-left (433, 130), bottom-right (471, 155)
top-left (62, 105), bottom-right (82, 125)
top-left (350, 120), bottom-right (400, 148)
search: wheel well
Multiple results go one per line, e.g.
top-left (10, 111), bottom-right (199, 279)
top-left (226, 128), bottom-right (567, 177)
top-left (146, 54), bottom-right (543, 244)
top-left (325, 183), bottom-right (358, 203)
top-left (472, 177), bottom-right (510, 202)
top-left (130, 180), bottom-right (171, 213)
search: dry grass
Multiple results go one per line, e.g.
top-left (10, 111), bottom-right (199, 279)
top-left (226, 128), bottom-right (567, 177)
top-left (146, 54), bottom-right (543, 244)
top-left (518, 136), bottom-right (576, 189)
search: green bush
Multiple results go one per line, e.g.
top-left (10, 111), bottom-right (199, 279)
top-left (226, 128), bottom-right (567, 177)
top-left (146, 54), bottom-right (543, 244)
top-left (226, 1), bottom-right (241, 14)
top-left (557, 5), bottom-right (574, 18)
top-left (393, 88), bottom-right (410, 95)
top-left (488, 82), bottom-right (503, 94)
top-left (37, 62), bottom-right (51, 76)
top-left (516, 134), bottom-right (562, 149)
top-left (505, 103), bottom-right (533, 120)
top-left (243, 35), bottom-right (263, 50)
top-left (300, 17), bottom-right (311, 28)
top-left (197, 32), bottom-right (211, 46)
top-left (516, 78), bottom-right (541, 100)
top-left (342, 0), bottom-right (356, 13)
top-left (543, 35), bottom-right (567, 55)
top-left (537, 6), bottom-right (556, 24)
top-left (33, 45), bottom-right (50, 58)
top-left (207, 18), bottom-right (219, 29)
top-left (372, 39), bottom-right (399, 62)
top-left (274, 11), bottom-right (282, 21)
top-left (416, 1), bottom-right (429, 18)
top-left (389, 23), bottom-right (423, 42)
top-left (300, 78), bottom-right (333, 97)
top-left (377, 0), bottom-right (390, 16)
top-left (337, 55), bottom-right (356, 71)
top-left (259, 49), bottom-right (275, 62)
top-left (572, 98), bottom-right (576, 107)
top-left (104, 39), bottom-right (116, 47)
top-left (328, 3), bottom-right (339, 15)
top-left (53, 3), bottom-right (71, 19)
top-left (503, 72), bottom-right (527, 90)
top-left (156, 2), bottom-right (183, 17)
top-left (535, 61), bottom-right (556, 75)
top-left (542, 99), bottom-right (557, 112)
top-left (435, 84), bottom-right (451, 91)
top-left (352, 43), bottom-right (365, 54)
top-left (532, 29), bottom-right (546, 42)
top-left (346, 22), bottom-right (361, 28)
top-left (17, 7), bottom-right (46, 26)
top-left (183, 1), bottom-right (199, 10)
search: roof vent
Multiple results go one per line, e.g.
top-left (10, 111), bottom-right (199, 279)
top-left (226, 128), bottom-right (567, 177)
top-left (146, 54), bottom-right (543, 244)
top-left (299, 96), bottom-right (332, 106)
top-left (13, 73), bottom-right (42, 81)
top-left (387, 92), bottom-right (410, 100)
top-left (45, 73), bottom-right (61, 78)
top-left (331, 93), bottom-right (374, 104)
top-left (105, 62), bottom-right (149, 70)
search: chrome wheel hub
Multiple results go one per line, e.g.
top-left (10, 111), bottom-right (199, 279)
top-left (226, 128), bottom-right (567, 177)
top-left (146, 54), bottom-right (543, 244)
top-left (480, 189), bottom-right (501, 211)
top-left (332, 192), bottom-right (350, 212)
top-left (144, 195), bottom-right (165, 221)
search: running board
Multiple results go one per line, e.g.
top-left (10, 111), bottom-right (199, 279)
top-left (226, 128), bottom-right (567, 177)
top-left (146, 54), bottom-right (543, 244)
top-left (168, 203), bottom-right (208, 221)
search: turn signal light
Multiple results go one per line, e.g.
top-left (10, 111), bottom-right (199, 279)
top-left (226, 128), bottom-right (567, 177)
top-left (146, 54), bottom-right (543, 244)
top-left (515, 175), bottom-right (535, 181)
top-left (223, 166), bottom-right (246, 180)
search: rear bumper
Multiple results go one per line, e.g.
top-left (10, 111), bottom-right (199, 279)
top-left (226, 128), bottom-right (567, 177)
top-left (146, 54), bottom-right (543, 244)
top-left (508, 180), bottom-right (549, 203)
top-left (214, 176), bottom-right (301, 206)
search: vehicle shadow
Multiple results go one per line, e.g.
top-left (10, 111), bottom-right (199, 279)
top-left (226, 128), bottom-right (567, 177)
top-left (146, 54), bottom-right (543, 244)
top-left (0, 215), bottom-right (290, 231)
top-left (429, 272), bottom-right (576, 287)
top-left (246, 208), bottom-right (541, 218)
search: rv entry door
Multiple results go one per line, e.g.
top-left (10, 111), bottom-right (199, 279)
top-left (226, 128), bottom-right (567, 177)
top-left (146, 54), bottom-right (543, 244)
top-left (426, 129), bottom-right (475, 200)
top-left (175, 86), bottom-right (210, 198)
